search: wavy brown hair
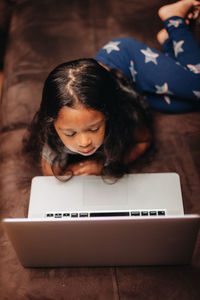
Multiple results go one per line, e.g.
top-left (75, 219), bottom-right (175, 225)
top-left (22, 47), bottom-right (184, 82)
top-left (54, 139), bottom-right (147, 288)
top-left (24, 58), bottom-right (153, 179)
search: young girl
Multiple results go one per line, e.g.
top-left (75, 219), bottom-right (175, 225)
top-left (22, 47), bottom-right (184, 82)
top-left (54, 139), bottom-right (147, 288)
top-left (25, 0), bottom-right (200, 178)
top-left (26, 58), bottom-right (152, 178)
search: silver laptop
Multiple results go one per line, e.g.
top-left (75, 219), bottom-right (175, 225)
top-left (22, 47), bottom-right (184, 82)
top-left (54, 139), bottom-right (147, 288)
top-left (2, 173), bottom-right (200, 267)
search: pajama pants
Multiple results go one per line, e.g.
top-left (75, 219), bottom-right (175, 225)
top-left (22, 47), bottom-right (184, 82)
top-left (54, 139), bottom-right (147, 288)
top-left (94, 17), bottom-right (200, 113)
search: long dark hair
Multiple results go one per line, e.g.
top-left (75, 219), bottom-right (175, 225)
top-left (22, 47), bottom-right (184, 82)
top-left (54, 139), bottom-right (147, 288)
top-left (24, 58), bottom-right (153, 178)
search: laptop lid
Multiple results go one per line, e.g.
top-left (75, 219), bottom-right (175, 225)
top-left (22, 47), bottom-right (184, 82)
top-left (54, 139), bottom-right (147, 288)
top-left (2, 215), bottom-right (200, 267)
top-left (28, 173), bottom-right (184, 218)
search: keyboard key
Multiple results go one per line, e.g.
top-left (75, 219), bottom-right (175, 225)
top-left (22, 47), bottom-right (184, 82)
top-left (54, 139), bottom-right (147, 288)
top-left (71, 213), bottom-right (78, 218)
top-left (158, 211), bottom-right (165, 216)
top-left (46, 213), bottom-right (54, 217)
top-left (90, 212), bottom-right (129, 217)
top-left (55, 213), bottom-right (62, 218)
top-left (150, 211), bottom-right (157, 216)
top-left (141, 211), bottom-right (149, 216)
top-left (131, 211), bottom-right (140, 216)
top-left (63, 213), bottom-right (70, 217)
top-left (79, 213), bottom-right (89, 217)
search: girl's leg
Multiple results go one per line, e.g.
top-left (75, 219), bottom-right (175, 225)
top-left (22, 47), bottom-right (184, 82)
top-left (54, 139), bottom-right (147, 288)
top-left (162, 38), bottom-right (175, 58)
top-left (144, 0), bottom-right (199, 112)
top-left (95, 36), bottom-right (200, 104)
top-left (156, 0), bottom-right (200, 61)
top-left (158, 0), bottom-right (200, 66)
top-left (146, 12), bottom-right (200, 112)
top-left (145, 15), bottom-right (200, 112)
top-left (137, 0), bottom-right (200, 110)
top-left (164, 16), bottom-right (200, 66)
top-left (157, 29), bottom-right (175, 58)
top-left (95, 36), bottom-right (200, 112)
top-left (125, 35), bottom-right (200, 101)
top-left (95, 1), bottom-right (200, 112)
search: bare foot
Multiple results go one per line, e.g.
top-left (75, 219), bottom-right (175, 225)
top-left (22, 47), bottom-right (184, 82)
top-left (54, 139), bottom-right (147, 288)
top-left (157, 28), bottom-right (169, 45)
top-left (158, 0), bottom-right (200, 21)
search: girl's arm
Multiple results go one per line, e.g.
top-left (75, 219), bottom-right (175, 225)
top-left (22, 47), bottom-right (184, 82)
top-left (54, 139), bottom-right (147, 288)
top-left (41, 156), bottom-right (103, 176)
top-left (125, 125), bottom-right (152, 164)
top-left (41, 157), bottom-right (55, 175)
top-left (125, 141), bottom-right (151, 164)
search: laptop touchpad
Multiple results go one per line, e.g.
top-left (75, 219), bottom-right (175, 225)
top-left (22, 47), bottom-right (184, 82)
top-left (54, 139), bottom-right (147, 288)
top-left (83, 177), bottom-right (128, 209)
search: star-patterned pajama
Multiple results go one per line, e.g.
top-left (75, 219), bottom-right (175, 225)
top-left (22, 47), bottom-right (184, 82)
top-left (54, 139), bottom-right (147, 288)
top-left (94, 17), bottom-right (200, 113)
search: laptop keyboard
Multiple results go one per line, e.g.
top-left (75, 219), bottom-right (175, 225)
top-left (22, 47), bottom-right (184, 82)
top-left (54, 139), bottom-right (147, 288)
top-left (45, 210), bottom-right (166, 219)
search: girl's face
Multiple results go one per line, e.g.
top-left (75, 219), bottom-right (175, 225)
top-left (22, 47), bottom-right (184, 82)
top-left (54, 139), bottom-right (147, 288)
top-left (54, 105), bottom-right (106, 156)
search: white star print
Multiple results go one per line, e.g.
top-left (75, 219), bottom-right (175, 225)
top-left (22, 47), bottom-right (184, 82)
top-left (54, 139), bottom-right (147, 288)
top-left (167, 19), bottom-right (183, 28)
top-left (193, 91), bottom-right (200, 99)
top-left (155, 82), bottom-right (173, 95)
top-left (102, 41), bottom-right (121, 54)
top-left (140, 47), bottom-right (159, 65)
top-left (164, 96), bottom-right (171, 105)
top-left (187, 63), bottom-right (200, 74)
top-left (129, 60), bottom-right (137, 81)
top-left (173, 40), bottom-right (184, 57)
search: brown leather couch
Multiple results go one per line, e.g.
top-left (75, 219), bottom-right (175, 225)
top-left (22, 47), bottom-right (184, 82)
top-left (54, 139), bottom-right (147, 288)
top-left (0, 0), bottom-right (200, 299)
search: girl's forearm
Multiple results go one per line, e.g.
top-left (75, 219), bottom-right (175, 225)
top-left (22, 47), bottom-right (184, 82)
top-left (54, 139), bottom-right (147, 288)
top-left (125, 141), bottom-right (151, 164)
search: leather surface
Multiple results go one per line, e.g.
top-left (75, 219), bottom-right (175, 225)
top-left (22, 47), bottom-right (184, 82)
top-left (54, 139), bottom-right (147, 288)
top-left (0, 0), bottom-right (200, 299)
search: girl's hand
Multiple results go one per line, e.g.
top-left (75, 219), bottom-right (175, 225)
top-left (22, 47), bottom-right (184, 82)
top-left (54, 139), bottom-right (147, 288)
top-left (66, 160), bottom-right (102, 176)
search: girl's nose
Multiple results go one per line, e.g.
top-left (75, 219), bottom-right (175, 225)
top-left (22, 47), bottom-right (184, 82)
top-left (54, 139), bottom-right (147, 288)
top-left (78, 133), bottom-right (92, 148)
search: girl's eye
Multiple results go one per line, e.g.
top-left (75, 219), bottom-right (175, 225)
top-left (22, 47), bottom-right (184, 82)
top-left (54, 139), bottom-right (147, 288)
top-left (90, 127), bottom-right (99, 132)
top-left (65, 132), bottom-right (76, 137)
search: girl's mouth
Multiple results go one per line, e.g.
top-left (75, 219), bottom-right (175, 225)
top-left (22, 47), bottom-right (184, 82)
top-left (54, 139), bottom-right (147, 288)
top-left (78, 148), bottom-right (95, 155)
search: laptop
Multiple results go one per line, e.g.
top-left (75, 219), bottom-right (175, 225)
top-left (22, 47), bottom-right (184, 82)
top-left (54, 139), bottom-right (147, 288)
top-left (2, 173), bottom-right (200, 267)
